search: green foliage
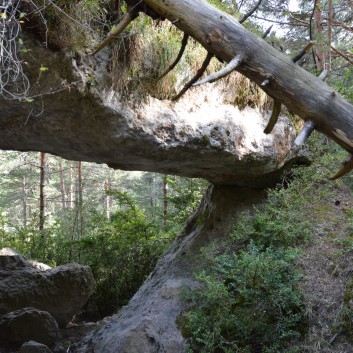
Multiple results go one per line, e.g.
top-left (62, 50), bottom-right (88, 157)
top-left (165, 177), bottom-right (208, 233)
top-left (55, 191), bottom-right (170, 318)
top-left (331, 67), bottom-right (353, 104)
top-left (184, 245), bottom-right (306, 353)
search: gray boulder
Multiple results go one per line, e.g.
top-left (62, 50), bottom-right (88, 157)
top-left (0, 307), bottom-right (59, 346)
top-left (0, 249), bottom-right (95, 327)
top-left (19, 341), bottom-right (53, 353)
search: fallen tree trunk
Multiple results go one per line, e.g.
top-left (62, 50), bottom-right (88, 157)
top-left (142, 0), bottom-right (353, 154)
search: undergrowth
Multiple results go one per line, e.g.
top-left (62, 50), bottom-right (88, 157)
top-left (183, 134), bottom-right (345, 353)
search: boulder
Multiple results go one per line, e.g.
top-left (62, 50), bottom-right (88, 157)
top-left (0, 307), bottom-right (59, 346)
top-left (0, 35), bottom-right (303, 188)
top-left (0, 249), bottom-right (95, 327)
top-left (19, 341), bottom-right (53, 353)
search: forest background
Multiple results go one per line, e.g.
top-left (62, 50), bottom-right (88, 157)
top-left (1, 0), bottom-right (353, 352)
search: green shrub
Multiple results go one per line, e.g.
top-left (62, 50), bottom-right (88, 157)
top-left (184, 244), bottom-right (306, 353)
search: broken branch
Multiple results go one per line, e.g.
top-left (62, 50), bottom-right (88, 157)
top-left (172, 52), bottom-right (213, 101)
top-left (330, 154), bottom-right (353, 180)
top-left (192, 53), bottom-right (244, 87)
top-left (264, 100), bottom-right (281, 134)
top-left (239, 0), bottom-right (263, 24)
top-left (294, 120), bottom-right (315, 147)
top-left (318, 69), bottom-right (329, 81)
top-left (91, 11), bottom-right (139, 56)
top-left (331, 45), bottom-right (353, 65)
top-left (156, 33), bottom-right (189, 81)
top-left (291, 42), bottom-right (314, 63)
top-left (262, 25), bottom-right (273, 39)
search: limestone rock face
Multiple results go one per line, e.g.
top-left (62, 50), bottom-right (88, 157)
top-left (0, 250), bottom-right (95, 328)
top-left (0, 308), bottom-right (59, 346)
top-left (0, 37), bottom-right (302, 188)
top-left (81, 186), bottom-right (265, 353)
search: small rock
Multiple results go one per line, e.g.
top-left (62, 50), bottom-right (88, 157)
top-left (19, 341), bottom-right (52, 353)
top-left (0, 307), bottom-right (60, 346)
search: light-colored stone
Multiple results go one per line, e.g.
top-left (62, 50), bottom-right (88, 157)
top-left (0, 308), bottom-right (59, 346)
top-left (81, 186), bottom-right (265, 353)
top-left (18, 341), bottom-right (52, 353)
top-left (19, 341), bottom-right (52, 353)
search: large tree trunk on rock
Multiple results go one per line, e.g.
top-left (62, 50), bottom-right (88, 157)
top-left (80, 185), bottom-right (265, 353)
top-left (143, 0), bottom-right (353, 154)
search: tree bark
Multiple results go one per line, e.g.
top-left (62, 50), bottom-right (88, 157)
top-left (58, 160), bottom-right (67, 212)
top-left (22, 176), bottom-right (27, 227)
top-left (143, 0), bottom-right (353, 154)
top-left (313, 0), bottom-right (324, 70)
top-left (39, 152), bottom-right (46, 231)
top-left (163, 175), bottom-right (168, 228)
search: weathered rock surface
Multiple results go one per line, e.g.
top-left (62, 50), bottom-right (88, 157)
top-left (0, 308), bottom-right (59, 346)
top-left (81, 185), bottom-right (265, 353)
top-left (19, 341), bottom-right (53, 353)
top-left (0, 249), bottom-right (95, 328)
top-left (0, 35), bottom-right (303, 188)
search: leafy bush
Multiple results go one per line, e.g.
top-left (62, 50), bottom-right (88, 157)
top-left (184, 243), bottom-right (306, 353)
top-left (61, 191), bottom-right (170, 318)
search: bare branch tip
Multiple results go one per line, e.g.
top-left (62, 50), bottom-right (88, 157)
top-left (329, 155), bottom-right (353, 180)
top-left (263, 100), bottom-right (281, 134)
top-left (192, 53), bottom-right (244, 87)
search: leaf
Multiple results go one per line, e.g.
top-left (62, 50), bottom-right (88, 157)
top-left (39, 66), bottom-right (49, 72)
top-left (25, 98), bottom-right (34, 103)
top-left (0, 13), bottom-right (7, 19)
top-left (19, 12), bottom-right (27, 19)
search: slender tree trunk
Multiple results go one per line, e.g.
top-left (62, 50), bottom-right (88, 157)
top-left (22, 176), bottom-right (27, 227)
top-left (104, 177), bottom-right (112, 221)
top-left (313, 0), bottom-right (324, 70)
top-left (77, 161), bottom-right (83, 238)
top-left (39, 152), bottom-right (46, 231)
top-left (68, 162), bottom-right (75, 209)
top-left (326, 0), bottom-right (333, 72)
top-left (58, 160), bottom-right (67, 212)
top-left (163, 175), bottom-right (168, 227)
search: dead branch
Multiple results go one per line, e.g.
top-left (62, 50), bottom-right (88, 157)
top-left (291, 42), bottom-right (314, 63)
top-left (172, 52), bottom-right (213, 101)
top-left (331, 46), bottom-right (353, 65)
top-left (294, 120), bottom-right (315, 147)
top-left (264, 100), bottom-right (281, 134)
top-left (330, 154), bottom-right (353, 180)
top-left (262, 25), bottom-right (273, 39)
top-left (239, 0), bottom-right (263, 24)
top-left (156, 33), bottom-right (189, 81)
top-left (192, 53), bottom-right (244, 87)
top-left (92, 11), bottom-right (139, 56)
top-left (318, 69), bottom-right (329, 81)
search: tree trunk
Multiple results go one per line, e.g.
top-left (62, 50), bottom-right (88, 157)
top-left (58, 160), bottom-right (67, 212)
top-left (313, 0), bottom-right (324, 70)
top-left (39, 152), bottom-right (46, 231)
top-left (68, 163), bottom-right (75, 210)
top-left (163, 175), bottom-right (168, 228)
top-left (143, 0), bottom-right (353, 154)
top-left (104, 177), bottom-right (112, 221)
top-left (77, 161), bottom-right (83, 238)
top-left (22, 176), bottom-right (27, 227)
